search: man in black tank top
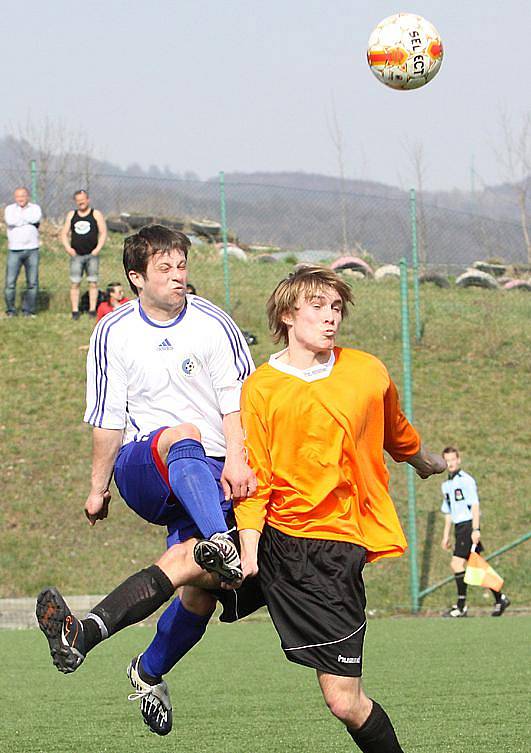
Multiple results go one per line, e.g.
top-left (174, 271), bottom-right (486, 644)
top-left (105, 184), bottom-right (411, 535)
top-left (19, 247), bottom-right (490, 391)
top-left (61, 190), bottom-right (107, 320)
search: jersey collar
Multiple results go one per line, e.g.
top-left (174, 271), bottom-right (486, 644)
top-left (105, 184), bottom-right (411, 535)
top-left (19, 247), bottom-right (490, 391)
top-left (268, 349), bottom-right (335, 382)
top-left (138, 300), bottom-right (187, 328)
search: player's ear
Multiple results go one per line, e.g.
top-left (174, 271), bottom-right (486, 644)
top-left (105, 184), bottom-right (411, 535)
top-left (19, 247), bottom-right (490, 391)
top-left (128, 269), bottom-right (144, 291)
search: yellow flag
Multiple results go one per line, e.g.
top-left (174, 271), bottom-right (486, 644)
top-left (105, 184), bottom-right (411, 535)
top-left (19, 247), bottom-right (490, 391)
top-left (464, 552), bottom-right (504, 592)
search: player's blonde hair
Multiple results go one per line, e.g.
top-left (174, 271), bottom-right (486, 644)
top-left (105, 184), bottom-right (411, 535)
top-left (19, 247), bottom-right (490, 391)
top-left (267, 264), bottom-right (354, 344)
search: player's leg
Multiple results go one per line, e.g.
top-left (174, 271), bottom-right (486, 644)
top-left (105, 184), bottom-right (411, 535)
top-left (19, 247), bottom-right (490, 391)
top-left (156, 426), bottom-right (242, 579)
top-left (157, 426), bottom-right (229, 538)
top-left (317, 673), bottom-right (403, 753)
top-left (445, 554), bottom-right (468, 616)
top-left (127, 586), bottom-right (216, 735)
top-left (36, 539), bottom-right (220, 674)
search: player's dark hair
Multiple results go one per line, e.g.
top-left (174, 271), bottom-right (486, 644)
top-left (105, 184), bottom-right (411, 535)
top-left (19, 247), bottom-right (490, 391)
top-left (267, 264), bottom-right (354, 344)
top-left (123, 224), bottom-right (191, 295)
top-left (73, 189), bottom-right (89, 199)
top-left (442, 446), bottom-right (460, 456)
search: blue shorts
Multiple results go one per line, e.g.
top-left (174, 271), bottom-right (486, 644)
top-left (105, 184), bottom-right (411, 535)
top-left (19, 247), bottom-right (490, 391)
top-left (114, 428), bottom-right (231, 547)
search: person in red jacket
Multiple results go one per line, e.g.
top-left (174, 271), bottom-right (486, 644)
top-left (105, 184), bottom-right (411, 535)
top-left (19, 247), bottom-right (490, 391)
top-left (96, 282), bottom-right (129, 321)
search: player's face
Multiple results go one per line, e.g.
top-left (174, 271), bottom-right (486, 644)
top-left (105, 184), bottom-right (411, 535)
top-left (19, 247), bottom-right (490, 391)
top-left (284, 286), bottom-right (343, 354)
top-left (75, 193), bottom-right (90, 211)
top-left (134, 248), bottom-right (188, 314)
top-left (14, 189), bottom-right (29, 207)
top-left (444, 452), bottom-right (460, 473)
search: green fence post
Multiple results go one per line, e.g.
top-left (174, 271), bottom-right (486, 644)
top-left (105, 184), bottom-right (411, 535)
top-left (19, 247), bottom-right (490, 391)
top-left (410, 188), bottom-right (422, 342)
top-left (219, 171), bottom-right (231, 313)
top-left (30, 160), bottom-right (38, 203)
top-left (400, 257), bottom-right (420, 613)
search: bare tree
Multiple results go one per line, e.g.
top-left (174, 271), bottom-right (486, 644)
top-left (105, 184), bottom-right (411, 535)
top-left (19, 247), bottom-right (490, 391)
top-left (6, 117), bottom-right (94, 217)
top-left (326, 96), bottom-right (349, 253)
top-left (494, 111), bottom-right (531, 264)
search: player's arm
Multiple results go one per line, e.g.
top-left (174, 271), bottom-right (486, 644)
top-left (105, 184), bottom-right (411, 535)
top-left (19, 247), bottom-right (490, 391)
top-left (383, 377), bottom-right (445, 477)
top-left (91, 210), bottom-right (107, 255)
top-left (441, 514), bottom-right (452, 550)
top-left (234, 381), bottom-right (272, 579)
top-left (471, 503), bottom-right (481, 546)
top-left (220, 411), bottom-right (257, 501)
top-left (85, 427), bottom-right (122, 525)
top-left (83, 322), bottom-right (128, 524)
top-left (60, 211), bottom-right (76, 255)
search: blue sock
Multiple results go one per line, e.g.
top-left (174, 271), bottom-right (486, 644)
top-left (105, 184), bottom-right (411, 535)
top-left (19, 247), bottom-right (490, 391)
top-left (167, 439), bottom-right (227, 538)
top-left (141, 597), bottom-right (211, 678)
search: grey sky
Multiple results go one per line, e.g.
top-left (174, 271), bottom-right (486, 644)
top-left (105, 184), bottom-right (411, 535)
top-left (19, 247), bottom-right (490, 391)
top-left (2, 0), bottom-right (530, 190)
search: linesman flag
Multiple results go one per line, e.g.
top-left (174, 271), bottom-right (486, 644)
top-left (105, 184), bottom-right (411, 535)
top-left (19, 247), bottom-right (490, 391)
top-left (465, 551), bottom-right (504, 592)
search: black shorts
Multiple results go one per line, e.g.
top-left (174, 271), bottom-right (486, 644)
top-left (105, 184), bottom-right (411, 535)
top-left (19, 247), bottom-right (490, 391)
top-left (454, 521), bottom-right (483, 559)
top-left (258, 525), bottom-right (367, 677)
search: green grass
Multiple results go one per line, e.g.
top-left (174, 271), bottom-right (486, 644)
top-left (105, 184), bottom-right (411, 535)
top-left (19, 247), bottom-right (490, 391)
top-left (1, 234), bottom-right (530, 608)
top-left (2, 616), bottom-right (530, 752)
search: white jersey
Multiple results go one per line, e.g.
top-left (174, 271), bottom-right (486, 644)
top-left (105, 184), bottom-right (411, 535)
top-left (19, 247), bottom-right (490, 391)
top-left (84, 296), bottom-right (254, 456)
top-left (441, 470), bottom-right (479, 524)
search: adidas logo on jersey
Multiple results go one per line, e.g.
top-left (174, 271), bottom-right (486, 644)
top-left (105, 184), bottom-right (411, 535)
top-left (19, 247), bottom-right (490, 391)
top-left (157, 338), bottom-right (173, 351)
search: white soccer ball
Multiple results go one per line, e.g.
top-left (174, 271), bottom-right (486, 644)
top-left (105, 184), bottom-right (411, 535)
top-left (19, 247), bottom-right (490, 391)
top-left (367, 12), bottom-right (443, 90)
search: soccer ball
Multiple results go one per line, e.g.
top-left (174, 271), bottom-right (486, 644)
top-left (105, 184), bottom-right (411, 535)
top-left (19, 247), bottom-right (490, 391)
top-left (367, 13), bottom-right (443, 90)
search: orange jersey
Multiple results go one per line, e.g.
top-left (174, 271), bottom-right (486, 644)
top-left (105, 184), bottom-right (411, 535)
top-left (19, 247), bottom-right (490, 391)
top-left (235, 347), bottom-right (421, 562)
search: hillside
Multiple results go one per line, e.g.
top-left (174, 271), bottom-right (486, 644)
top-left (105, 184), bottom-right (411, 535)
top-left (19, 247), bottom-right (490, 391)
top-left (0, 136), bottom-right (529, 268)
top-left (1, 234), bottom-right (529, 611)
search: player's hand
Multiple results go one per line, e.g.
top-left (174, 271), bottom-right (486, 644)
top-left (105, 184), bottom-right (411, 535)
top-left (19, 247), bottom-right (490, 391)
top-left (84, 489), bottom-right (111, 526)
top-left (241, 554), bottom-right (259, 580)
top-left (221, 455), bottom-right (257, 501)
top-left (67, 247), bottom-right (76, 257)
top-left (410, 448), bottom-right (447, 479)
top-left (441, 537), bottom-right (450, 550)
top-left (471, 529), bottom-right (481, 546)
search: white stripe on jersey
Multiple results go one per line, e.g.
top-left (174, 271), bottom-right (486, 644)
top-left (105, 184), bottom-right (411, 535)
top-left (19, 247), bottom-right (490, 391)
top-left (84, 297), bottom-right (255, 456)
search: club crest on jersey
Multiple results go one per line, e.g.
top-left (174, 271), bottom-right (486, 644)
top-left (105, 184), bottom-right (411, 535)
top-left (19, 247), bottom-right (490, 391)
top-left (181, 355), bottom-right (199, 378)
top-left (454, 488), bottom-right (464, 501)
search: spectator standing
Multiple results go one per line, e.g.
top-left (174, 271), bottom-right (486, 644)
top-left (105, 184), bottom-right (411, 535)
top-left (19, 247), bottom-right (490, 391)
top-left (4, 187), bottom-right (42, 317)
top-left (61, 190), bottom-right (107, 320)
top-left (96, 282), bottom-right (129, 321)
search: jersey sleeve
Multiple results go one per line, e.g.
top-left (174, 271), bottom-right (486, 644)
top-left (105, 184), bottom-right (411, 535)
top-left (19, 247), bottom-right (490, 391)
top-left (233, 379), bottom-right (271, 533)
top-left (441, 484), bottom-right (451, 514)
top-left (383, 377), bottom-right (421, 461)
top-left (463, 475), bottom-right (480, 506)
top-left (84, 322), bottom-right (128, 429)
top-left (206, 316), bottom-right (255, 415)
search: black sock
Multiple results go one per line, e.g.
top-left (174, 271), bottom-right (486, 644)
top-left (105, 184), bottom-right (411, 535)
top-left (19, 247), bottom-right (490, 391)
top-left (455, 570), bottom-right (467, 605)
top-left (490, 589), bottom-right (502, 604)
top-left (347, 700), bottom-right (403, 752)
top-left (81, 565), bottom-right (175, 653)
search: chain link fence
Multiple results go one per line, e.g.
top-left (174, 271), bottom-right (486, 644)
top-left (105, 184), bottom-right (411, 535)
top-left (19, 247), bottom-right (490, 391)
top-left (1, 164), bottom-right (529, 314)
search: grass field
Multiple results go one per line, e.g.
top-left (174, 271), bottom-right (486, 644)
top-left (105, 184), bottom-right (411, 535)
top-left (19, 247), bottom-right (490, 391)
top-left (1, 232), bottom-right (530, 610)
top-left (2, 615), bottom-right (530, 753)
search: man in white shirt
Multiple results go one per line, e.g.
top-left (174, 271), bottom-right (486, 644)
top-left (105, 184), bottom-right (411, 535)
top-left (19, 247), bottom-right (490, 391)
top-left (441, 446), bottom-right (510, 617)
top-left (36, 225), bottom-right (256, 733)
top-left (4, 187), bottom-right (42, 317)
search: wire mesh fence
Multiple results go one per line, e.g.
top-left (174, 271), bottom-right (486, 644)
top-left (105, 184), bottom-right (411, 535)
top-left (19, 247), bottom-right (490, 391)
top-left (1, 164), bottom-right (529, 315)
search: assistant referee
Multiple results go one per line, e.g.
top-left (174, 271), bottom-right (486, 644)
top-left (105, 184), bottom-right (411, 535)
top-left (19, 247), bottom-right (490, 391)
top-left (440, 446), bottom-right (510, 617)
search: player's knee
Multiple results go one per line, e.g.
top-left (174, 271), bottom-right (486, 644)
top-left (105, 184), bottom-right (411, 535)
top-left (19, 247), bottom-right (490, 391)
top-left (179, 585), bottom-right (216, 617)
top-left (322, 685), bottom-right (367, 728)
top-left (166, 423), bottom-right (201, 444)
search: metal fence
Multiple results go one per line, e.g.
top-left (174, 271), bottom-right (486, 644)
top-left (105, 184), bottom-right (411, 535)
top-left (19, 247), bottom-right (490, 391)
top-left (1, 164), bottom-right (529, 306)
